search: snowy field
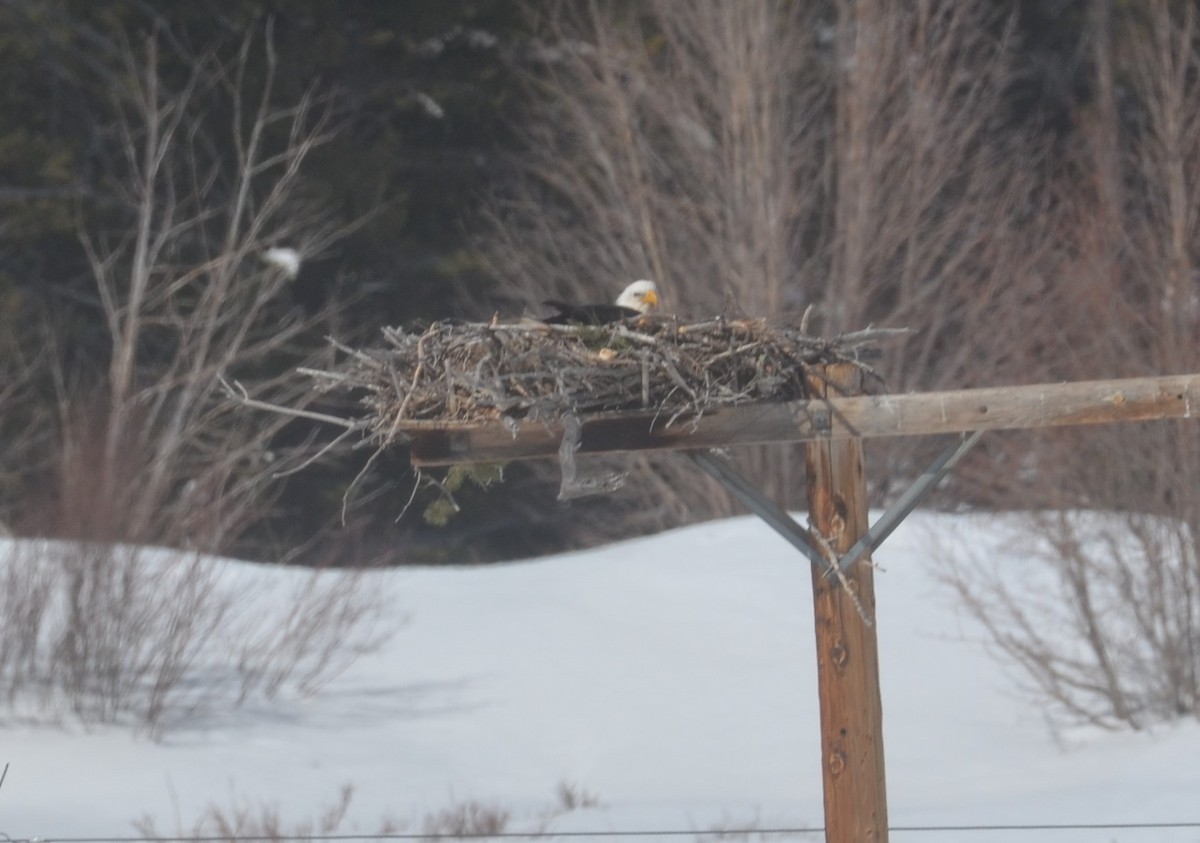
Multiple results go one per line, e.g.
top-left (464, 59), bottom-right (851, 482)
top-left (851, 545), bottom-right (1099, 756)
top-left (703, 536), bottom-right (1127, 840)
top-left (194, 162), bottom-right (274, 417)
top-left (3, 512), bottom-right (1199, 841)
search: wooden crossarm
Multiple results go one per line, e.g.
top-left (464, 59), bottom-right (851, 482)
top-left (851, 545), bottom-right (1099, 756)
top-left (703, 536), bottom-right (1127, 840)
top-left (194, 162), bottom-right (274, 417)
top-left (406, 373), bottom-right (1200, 466)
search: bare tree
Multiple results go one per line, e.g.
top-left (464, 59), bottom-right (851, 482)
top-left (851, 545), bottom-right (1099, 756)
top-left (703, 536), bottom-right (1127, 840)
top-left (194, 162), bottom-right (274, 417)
top-left (827, 0), bottom-right (1051, 391)
top-left (487, 0), bottom-right (826, 322)
top-left (945, 0), bottom-right (1200, 729)
top-left (42, 22), bottom-right (356, 552)
top-left (483, 0), bottom-right (1045, 524)
top-left (0, 19), bottom-right (388, 735)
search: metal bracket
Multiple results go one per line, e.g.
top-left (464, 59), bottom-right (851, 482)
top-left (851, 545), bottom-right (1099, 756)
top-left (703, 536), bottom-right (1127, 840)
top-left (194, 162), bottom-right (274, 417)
top-left (830, 430), bottom-right (983, 575)
top-left (688, 450), bottom-right (829, 570)
top-left (688, 430), bottom-right (983, 575)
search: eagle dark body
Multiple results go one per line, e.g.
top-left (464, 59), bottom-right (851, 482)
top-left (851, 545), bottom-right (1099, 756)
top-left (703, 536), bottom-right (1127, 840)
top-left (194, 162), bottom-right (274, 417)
top-left (541, 301), bottom-right (642, 325)
top-left (539, 280), bottom-right (661, 326)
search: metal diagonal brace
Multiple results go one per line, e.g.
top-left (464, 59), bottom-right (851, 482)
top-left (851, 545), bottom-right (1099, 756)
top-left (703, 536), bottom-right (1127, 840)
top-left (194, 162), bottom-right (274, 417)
top-left (831, 430), bottom-right (983, 576)
top-left (688, 450), bottom-right (829, 570)
top-left (689, 430), bottom-right (983, 577)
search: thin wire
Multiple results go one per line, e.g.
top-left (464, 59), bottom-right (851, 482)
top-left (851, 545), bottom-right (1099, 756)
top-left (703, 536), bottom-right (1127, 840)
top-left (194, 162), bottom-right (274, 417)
top-left (892, 830), bottom-right (1200, 835)
top-left (8, 821), bottom-right (1200, 842)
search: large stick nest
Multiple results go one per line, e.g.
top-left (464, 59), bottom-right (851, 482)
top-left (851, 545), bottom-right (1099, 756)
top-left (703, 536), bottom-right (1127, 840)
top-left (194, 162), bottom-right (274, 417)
top-left (305, 316), bottom-right (903, 445)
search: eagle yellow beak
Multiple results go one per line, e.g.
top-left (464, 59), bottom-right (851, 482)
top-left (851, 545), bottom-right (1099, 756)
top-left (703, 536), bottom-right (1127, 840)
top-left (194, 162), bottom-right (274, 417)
top-left (642, 289), bottom-right (660, 309)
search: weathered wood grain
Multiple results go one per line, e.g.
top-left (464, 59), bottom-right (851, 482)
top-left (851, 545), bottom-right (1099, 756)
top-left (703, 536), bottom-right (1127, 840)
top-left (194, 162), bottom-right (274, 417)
top-left (806, 364), bottom-right (889, 843)
top-left (406, 373), bottom-right (1200, 466)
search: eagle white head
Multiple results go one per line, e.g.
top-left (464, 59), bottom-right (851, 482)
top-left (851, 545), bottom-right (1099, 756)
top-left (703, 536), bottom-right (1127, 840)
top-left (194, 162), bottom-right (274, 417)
top-left (615, 279), bottom-right (660, 315)
top-left (262, 246), bottom-right (302, 280)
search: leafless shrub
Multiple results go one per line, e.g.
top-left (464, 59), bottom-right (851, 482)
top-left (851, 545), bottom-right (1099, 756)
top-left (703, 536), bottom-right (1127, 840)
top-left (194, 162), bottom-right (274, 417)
top-left (0, 541), bottom-right (229, 730)
top-left (942, 510), bottom-right (1199, 730)
top-left (0, 540), bottom-right (389, 736)
top-left (0, 541), bottom-right (58, 707)
top-left (233, 564), bottom-right (393, 702)
top-left (133, 784), bottom-right (606, 842)
top-left (942, 1), bottom-right (1200, 730)
top-left (421, 798), bottom-right (511, 840)
top-left (555, 780), bottom-right (601, 811)
top-left (58, 546), bottom-right (229, 729)
top-left (134, 783), bottom-right (374, 842)
top-left (700, 814), bottom-right (817, 842)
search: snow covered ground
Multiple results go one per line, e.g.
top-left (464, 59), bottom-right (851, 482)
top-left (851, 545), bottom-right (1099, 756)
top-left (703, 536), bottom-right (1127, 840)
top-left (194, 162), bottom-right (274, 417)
top-left (3, 513), bottom-right (1199, 841)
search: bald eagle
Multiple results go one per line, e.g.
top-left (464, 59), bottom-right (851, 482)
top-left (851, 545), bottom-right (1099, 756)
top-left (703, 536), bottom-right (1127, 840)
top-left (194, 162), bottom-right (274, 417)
top-left (543, 279), bottom-right (660, 325)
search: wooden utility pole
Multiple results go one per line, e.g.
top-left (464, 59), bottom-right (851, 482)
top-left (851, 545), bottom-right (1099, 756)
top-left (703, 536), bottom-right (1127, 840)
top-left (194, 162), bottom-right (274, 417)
top-left (389, 367), bottom-right (1200, 842)
top-left (805, 364), bottom-right (887, 843)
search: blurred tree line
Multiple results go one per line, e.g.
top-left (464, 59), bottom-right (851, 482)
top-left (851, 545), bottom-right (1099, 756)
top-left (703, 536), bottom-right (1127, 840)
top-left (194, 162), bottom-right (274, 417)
top-left (1, 0), bottom-right (1195, 569)
top-left (0, 0), bottom-right (567, 563)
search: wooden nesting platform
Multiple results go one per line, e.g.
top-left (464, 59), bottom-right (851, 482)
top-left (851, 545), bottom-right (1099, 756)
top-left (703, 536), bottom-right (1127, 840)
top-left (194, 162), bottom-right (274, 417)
top-left (301, 316), bottom-right (900, 465)
top-left (296, 316), bottom-right (1200, 468)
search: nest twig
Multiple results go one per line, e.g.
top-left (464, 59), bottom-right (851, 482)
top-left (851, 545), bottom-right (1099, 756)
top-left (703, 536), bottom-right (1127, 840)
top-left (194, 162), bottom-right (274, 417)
top-left (302, 316), bottom-right (906, 450)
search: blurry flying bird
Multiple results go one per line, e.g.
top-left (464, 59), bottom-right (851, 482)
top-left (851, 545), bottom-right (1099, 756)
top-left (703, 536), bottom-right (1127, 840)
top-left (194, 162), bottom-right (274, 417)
top-left (262, 246), bottom-right (302, 279)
